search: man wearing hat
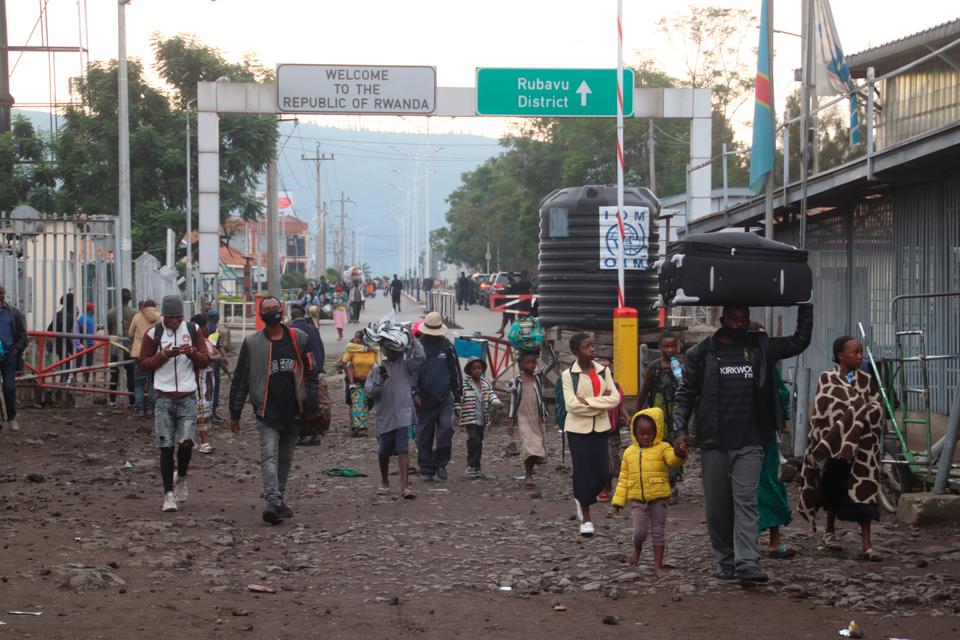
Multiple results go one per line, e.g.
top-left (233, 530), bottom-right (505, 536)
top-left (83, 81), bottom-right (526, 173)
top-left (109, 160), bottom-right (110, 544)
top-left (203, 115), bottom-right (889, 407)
top-left (139, 295), bottom-right (211, 513)
top-left (411, 311), bottom-right (462, 481)
top-left (460, 356), bottom-right (502, 478)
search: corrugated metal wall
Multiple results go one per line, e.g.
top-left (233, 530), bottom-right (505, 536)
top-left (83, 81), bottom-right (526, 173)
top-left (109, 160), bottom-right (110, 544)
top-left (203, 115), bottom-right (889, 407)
top-left (773, 175), bottom-right (960, 414)
top-left (878, 58), bottom-right (960, 149)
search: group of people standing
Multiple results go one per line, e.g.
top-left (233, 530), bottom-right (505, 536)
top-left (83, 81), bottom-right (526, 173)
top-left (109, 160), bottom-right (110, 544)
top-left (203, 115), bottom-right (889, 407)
top-left (564, 302), bottom-right (886, 582)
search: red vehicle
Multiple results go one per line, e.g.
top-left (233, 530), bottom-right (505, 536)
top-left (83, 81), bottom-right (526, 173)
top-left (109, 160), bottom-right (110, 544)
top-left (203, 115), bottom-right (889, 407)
top-left (482, 271), bottom-right (518, 308)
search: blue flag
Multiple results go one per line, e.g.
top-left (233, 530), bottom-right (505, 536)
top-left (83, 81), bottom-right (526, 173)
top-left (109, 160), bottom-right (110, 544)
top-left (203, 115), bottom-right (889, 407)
top-left (749, 0), bottom-right (774, 194)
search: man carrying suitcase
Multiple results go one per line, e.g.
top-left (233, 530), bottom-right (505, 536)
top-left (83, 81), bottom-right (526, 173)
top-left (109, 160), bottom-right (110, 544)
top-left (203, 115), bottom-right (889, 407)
top-left (673, 303), bottom-right (812, 583)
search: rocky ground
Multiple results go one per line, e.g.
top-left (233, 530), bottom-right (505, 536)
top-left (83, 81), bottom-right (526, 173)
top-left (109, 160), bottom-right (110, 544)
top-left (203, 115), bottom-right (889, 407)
top-left (1, 375), bottom-right (959, 639)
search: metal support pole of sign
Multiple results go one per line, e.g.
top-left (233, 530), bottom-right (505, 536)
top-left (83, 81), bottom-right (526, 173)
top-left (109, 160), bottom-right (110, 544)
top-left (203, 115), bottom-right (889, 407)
top-left (783, 109), bottom-right (790, 193)
top-left (266, 159), bottom-right (280, 297)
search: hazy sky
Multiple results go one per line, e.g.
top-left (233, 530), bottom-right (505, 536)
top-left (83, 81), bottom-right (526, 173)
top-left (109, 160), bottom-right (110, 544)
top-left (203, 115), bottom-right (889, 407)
top-left (8, 0), bottom-right (959, 139)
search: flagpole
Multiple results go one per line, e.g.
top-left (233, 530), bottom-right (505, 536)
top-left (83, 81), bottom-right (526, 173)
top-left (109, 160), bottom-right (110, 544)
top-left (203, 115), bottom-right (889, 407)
top-left (763, 0), bottom-right (775, 333)
top-left (615, 0), bottom-right (626, 309)
top-left (799, 0), bottom-right (813, 251)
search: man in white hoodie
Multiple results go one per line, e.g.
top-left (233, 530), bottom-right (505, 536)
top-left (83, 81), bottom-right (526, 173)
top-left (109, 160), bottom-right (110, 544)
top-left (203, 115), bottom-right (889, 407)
top-left (139, 295), bottom-right (211, 512)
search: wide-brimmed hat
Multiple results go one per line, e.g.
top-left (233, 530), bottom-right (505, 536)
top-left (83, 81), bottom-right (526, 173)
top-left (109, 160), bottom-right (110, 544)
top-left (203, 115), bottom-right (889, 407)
top-left (419, 311), bottom-right (446, 336)
top-left (463, 357), bottom-right (487, 374)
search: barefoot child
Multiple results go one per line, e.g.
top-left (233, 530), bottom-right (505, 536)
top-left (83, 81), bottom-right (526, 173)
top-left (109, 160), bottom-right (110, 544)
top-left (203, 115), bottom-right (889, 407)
top-left (365, 326), bottom-right (424, 499)
top-left (507, 351), bottom-right (548, 486)
top-left (612, 407), bottom-right (688, 577)
top-left (459, 358), bottom-right (503, 479)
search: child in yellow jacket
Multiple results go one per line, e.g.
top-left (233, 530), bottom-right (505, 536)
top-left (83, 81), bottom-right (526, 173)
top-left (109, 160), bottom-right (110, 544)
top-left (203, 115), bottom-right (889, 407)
top-left (612, 407), bottom-right (688, 577)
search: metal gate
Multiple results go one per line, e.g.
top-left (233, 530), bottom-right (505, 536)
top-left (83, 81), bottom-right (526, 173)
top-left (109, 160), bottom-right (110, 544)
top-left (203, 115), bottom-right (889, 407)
top-left (0, 211), bottom-right (123, 335)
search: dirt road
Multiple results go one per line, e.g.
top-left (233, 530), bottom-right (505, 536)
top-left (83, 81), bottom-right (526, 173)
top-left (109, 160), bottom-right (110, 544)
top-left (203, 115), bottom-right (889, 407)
top-left (1, 340), bottom-right (959, 638)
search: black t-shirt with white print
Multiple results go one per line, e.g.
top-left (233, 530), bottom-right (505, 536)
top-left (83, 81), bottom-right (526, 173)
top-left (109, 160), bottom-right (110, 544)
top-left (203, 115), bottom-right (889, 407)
top-left (716, 339), bottom-right (762, 450)
top-left (262, 332), bottom-right (298, 431)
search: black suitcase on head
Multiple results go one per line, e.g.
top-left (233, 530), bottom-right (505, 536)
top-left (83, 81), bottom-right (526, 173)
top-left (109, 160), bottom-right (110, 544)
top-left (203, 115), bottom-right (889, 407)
top-left (655, 232), bottom-right (812, 307)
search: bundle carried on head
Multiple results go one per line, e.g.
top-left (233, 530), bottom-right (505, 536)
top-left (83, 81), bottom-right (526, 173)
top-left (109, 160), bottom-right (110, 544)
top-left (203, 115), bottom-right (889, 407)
top-left (363, 319), bottom-right (411, 352)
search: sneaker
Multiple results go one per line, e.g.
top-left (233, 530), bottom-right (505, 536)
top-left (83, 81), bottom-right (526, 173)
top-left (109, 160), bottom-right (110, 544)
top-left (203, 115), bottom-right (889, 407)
top-left (211, 413), bottom-right (224, 424)
top-left (435, 467), bottom-right (448, 481)
top-left (715, 567), bottom-right (736, 581)
top-left (735, 566), bottom-right (769, 583)
top-left (8, 419), bottom-right (20, 432)
top-left (162, 492), bottom-right (178, 512)
top-left (276, 503), bottom-right (294, 519)
top-left (262, 504), bottom-right (282, 524)
top-left (174, 475), bottom-right (188, 503)
top-left (575, 499), bottom-right (584, 522)
top-left (419, 473), bottom-right (434, 482)
top-left (579, 521), bottom-right (595, 537)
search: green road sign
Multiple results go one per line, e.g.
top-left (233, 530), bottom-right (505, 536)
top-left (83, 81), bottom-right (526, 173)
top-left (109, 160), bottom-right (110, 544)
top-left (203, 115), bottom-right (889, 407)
top-left (476, 68), bottom-right (634, 117)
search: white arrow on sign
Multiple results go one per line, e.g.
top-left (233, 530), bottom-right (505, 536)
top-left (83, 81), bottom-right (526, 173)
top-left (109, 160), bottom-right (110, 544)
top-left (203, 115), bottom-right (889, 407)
top-left (576, 80), bottom-right (592, 106)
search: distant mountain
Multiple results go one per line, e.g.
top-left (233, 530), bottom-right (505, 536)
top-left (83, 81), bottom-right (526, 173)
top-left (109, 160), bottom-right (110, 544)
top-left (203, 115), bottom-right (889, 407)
top-left (12, 108), bottom-right (505, 276)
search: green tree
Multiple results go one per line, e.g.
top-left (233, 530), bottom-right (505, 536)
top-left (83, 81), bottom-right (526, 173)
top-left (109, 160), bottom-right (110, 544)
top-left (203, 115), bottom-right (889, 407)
top-left (0, 115), bottom-right (58, 212)
top-left (53, 36), bottom-right (277, 256)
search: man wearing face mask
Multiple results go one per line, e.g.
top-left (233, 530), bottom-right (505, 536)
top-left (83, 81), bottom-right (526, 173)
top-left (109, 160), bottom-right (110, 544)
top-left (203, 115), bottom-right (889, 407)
top-left (228, 297), bottom-right (319, 524)
top-left (673, 303), bottom-right (812, 584)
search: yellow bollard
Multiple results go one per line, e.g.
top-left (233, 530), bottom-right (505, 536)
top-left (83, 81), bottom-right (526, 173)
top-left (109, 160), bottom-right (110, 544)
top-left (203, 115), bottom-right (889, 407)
top-left (613, 307), bottom-right (639, 395)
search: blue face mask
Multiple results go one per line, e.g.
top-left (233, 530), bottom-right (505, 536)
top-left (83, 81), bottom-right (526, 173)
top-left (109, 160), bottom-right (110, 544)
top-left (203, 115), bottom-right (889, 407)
top-left (208, 321), bottom-right (218, 333)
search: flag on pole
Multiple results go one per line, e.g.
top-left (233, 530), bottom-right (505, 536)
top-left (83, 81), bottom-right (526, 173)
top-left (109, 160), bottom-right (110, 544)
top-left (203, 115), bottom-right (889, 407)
top-left (749, 0), bottom-right (774, 194)
top-left (813, 0), bottom-right (861, 144)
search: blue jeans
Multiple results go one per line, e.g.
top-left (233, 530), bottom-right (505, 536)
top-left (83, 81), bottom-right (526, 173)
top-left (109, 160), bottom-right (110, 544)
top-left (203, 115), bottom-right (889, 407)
top-left (133, 366), bottom-right (154, 413)
top-left (256, 420), bottom-right (300, 507)
top-left (1, 351), bottom-right (18, 421)
top-left (154, 395), bottom-right (198, 448)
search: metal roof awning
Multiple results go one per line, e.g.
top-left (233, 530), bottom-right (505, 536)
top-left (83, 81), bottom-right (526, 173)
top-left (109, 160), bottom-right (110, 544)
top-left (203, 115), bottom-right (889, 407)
top-left (847, 18), bottom-right (960, 76)
top-left (688, 121), bottom-right (960, 234)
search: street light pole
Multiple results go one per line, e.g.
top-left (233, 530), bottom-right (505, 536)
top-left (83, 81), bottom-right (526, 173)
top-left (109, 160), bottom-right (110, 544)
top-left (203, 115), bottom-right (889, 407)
top-left (185, 98), bottom-right (196, 306)
top-left (117, 0), bottom-right (133, 291)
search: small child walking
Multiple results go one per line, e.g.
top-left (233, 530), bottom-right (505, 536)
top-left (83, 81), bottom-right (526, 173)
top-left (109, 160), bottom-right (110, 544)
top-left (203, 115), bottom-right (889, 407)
top-left (507, 351), bottom-right (548, 487)
top-left (365, 326), bottom-right (424, 499)
top-left (612, 407), bottom-right (688, 578)
top-left (459, 357), bottom-right (503, 479)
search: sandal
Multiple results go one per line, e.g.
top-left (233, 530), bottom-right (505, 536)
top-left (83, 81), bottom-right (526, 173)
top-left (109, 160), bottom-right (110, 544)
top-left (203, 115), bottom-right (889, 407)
top-left (821, 532), bottom-right (843, 551)
top-left (402, 489), bottom-right (416, 500)
top-left (858, 548), bottom-right (883, 562)
top-left (376, 486), bottom-right (389, 496)
top-left (767, 543), bottom-right (797, 559)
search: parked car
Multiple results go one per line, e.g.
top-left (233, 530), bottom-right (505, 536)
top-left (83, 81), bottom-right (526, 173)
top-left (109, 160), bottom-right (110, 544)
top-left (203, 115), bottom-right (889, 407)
top-left (481, 271), bottom-right (518, 308)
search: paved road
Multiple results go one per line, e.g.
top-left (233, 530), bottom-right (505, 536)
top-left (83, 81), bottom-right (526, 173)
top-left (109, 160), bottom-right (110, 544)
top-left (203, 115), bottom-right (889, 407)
top-left (228, 292), bottom-right (508, 366)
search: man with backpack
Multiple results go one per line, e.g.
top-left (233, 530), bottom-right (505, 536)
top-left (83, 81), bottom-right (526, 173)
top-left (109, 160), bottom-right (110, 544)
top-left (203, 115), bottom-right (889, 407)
top-left (412, 311), bottom-right (462, 482)
top-left (138, 295), bottom-right (211, 513)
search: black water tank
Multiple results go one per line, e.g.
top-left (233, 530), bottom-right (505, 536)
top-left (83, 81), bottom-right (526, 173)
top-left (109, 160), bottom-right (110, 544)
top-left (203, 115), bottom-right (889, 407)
top-left (538, 184), bottom-right (660, 330)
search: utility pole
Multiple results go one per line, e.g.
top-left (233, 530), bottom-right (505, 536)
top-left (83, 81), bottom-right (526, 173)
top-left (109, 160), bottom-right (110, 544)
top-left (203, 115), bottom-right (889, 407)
top-left (266, 159), bottom-right (280, 296)
top-left (301, 144), bottom-right (334, 279)
top-left (0, 0), bottom-right (14, 133)
top-left (117, 0), bottom-right (133, 291)
top-left (331, 192), bottom-right (355, 273)
top-left (647, 119), bottom-right (656, 193)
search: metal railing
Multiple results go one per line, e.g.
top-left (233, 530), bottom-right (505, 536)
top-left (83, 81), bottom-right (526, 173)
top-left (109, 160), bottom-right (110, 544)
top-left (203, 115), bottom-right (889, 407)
top-left (425, 291), bottom-right (457, 327)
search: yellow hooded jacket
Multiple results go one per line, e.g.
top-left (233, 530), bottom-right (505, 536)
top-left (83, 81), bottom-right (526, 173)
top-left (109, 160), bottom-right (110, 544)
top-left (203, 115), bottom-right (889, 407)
top-left (611, 407), bottom-right (686, 506)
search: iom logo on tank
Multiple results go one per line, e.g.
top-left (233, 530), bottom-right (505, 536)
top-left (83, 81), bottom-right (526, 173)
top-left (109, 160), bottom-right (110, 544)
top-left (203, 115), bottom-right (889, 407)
top-left (599, 206), bottom-right (649, 270)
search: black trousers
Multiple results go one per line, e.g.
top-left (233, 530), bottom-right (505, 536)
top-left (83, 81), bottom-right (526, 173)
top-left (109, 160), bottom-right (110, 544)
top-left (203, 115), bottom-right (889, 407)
top-left (567, 430), bottom-right (610, 507)
top-left (464, 424), bottom-right (484, 469)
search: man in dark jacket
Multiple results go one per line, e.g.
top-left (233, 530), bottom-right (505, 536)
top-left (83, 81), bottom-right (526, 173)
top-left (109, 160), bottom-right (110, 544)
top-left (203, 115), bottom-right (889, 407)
top-left (389, 274), bottom-right (403, 313)
top-left (229, 297), bottom-right (319, 524)
top-left (456, 272), bottom-right (470, 310)
top-left (673, 303), bottom-right (813, 583)
top-left (412, 311), bottom-right (463, 482)
top-left (0, 286), bottom-right (28, 432)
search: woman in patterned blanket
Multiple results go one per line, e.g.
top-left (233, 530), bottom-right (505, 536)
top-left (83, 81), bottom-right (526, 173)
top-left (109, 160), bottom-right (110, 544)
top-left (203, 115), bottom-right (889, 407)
top-left (798, 336), bottom-right (884, 561)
